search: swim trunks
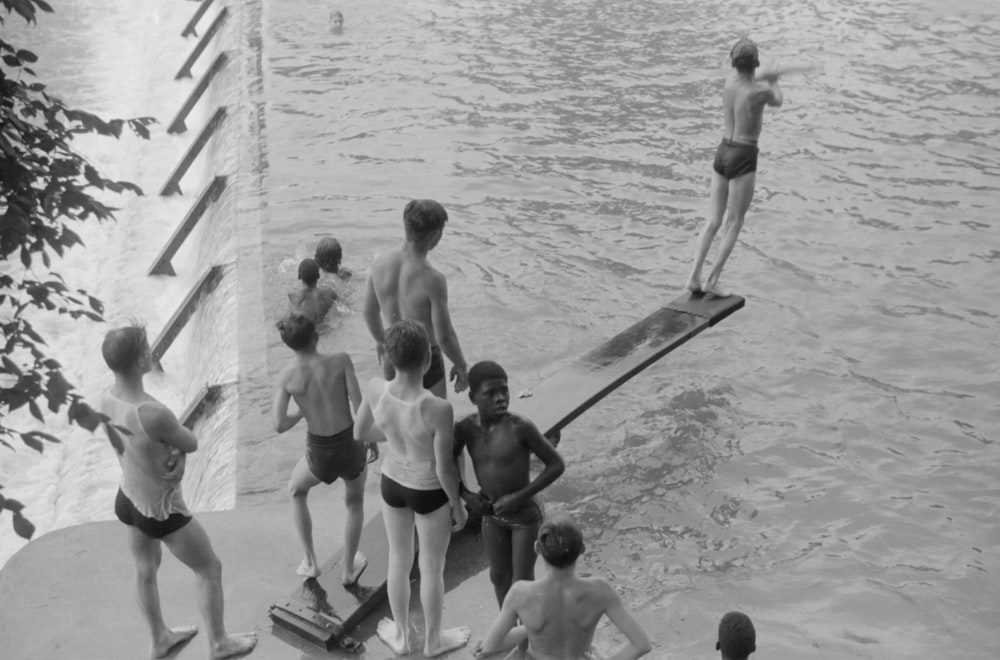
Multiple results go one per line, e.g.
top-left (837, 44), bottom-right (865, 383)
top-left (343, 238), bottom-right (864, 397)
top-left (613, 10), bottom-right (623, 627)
top-left (381, 474), bottom-right (449, 515)
top-left (115, 488), bottom-right (192, 539)
top-left (484, 498), bottom-right (545, 531)
top-left (382, 345), bottom-right (446, 389)
top-left (712, 138), bottom-right (759, 180)
top-left (306, 425), bottom-right (366, 484)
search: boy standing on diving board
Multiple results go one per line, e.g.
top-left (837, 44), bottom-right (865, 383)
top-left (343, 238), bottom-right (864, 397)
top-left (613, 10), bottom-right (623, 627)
top-left (273, 313), bottom-right (370, 584)
top-left (454, 360), bottom-right (565, 607)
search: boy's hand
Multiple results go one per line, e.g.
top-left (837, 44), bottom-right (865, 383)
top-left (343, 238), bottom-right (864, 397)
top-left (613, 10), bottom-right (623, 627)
top-left (544, 428), bottom-right (561, 447)
top-left (450, 363), bottom-right (468, 392)
top-left (464, 491), bottom-right (493, 517)
top-left (365, 442), bottom-right (380, 464)
top-left (375, 341), bottom-right (385, 365)
top-left (450, 500), bottom-right (469, 532)
top-left (492, 494), bottom-right (523, 516)
top-left (163, 450), bottom-right (185, 483)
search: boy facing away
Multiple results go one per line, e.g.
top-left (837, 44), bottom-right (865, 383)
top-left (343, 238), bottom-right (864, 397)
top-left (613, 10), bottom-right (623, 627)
top-left (272, 313), bottom-right (368, 584)
top-left (454, 360), bottom-right (565, 607)
top-left (476, 516), bottom-right (651, 660)
top-left (288, 257), bottom-right (338, 325)
top-left (716, 611), bottom-right (756, 660)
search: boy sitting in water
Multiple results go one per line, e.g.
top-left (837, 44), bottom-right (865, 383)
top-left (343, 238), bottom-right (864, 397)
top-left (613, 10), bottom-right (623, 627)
top-left (315, 236), bottom-right (352, 280)
top-left (288, 257), bottom-right (338, 324)
top-left (476, 515), bottom-right (652, 660)
top-left (454, 361), bottom-right (565, 607)
top-left (273, 313), bottom-right (369, 584)
top-left (716, 611), bottom-right (756, 660)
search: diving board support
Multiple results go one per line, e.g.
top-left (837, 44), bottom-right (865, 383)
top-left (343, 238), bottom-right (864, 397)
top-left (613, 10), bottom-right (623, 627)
top-left (168, 52), bottom-right (228, 134)
top-left (150, 176), bottom-right (227, 276)
top-left (179, 384), bottom-right (223, 430)
top-left (160, 106), bottom-right (227, 196)
top-left (175, 6), bottom-right (228, 79)
top-left (181, 0), bottom-right (214, 38)
top-left (150, 265), bottom-right (225, 369)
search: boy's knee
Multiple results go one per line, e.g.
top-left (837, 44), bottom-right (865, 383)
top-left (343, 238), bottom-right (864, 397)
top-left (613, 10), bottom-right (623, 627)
top-left (288, 482), bottom-right (309, 498)
top-left (135, 560), bottom-right (159, 583)
top-left (489, 565), bottom-right (512, 587)
top-left (344, 488), bottom-right (364, 509)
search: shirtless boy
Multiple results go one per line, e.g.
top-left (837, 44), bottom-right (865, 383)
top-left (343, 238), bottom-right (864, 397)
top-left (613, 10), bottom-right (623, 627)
top-left (687, 37), bottom-right (794, 297)
top-left (716, 611), bottom-right (756, 660)
top-left (98, 324), bottom-right (256, 659)
top-left (288, 258), bottom-right (338, 324)
top-left (354, 320), bottom-right (470, 657)
top-left (273, 313), bottom-right (368, 584)
top-left (476, 516), bottom-right (651, 660)
top-left (315, 236), bottom-right (352, 280)
top-left (454, 360), bottom-right (565, 607)
top-left (363, 199), bottom-right (469, 398)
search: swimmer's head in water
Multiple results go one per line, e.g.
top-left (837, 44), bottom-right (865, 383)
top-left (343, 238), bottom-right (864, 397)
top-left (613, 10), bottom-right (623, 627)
top-left (315, 237), bottom-right (343, 273)
top-left (537, 515), bottom-right (585, 568)
top-left (717, 611), bottom-right (756, 659)
top-left (403, 199), bottom-right (448, 247)
top-left (331, 9), bottom-right (344, 28)
top-left (730, 38), bottom-right (760, 74)
top-left (383, 320), bottom-right (430, 371)
top-left (277, 313), bottom-right (317, 351)
top-left (298, 258), bottom-right (321, 286)
top-left (102, 323), bottom-right (150, 374)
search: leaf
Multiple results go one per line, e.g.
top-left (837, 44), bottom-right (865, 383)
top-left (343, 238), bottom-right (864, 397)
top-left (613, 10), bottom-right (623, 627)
top-left (15, 49), bottom-right (37, 63)
top-left (2, 54), bottom-right (19, 67)
top-left (3, 498), bottom-right (24, 513)
top-left (45, 370), bottom-right (73, 412)
top-left (22, 434), bottom-right (43, 452)
top-left (19, 246), bottom-right (31, 268)
top-left (35, 0), bottom-right (54, 11)
top-left (12, 512), bottom-right (35, 540)
top-left (2, 355), bottom-right (21, 375)
top-left (28, 399), bottom-right (44, 422)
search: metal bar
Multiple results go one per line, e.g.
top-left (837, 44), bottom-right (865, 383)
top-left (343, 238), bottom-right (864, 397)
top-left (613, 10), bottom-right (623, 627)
top-left (149, 176), bottom-right (227, 275)
top-left (175, 6), bottom-right (228, 79)
top-left (181, 0), bottom-right (214, 37)
top-left (150, 265), bottom-right (225, 369)
top-left (168, 52), bottom-right (228, 134)
top-left (160, 106), bottom-right (227, 196)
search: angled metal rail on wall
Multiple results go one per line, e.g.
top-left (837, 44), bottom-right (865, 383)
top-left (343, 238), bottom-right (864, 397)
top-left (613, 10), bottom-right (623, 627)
top-left (160, 106), bottom-right (227, 196)
top-left (168, 52), bottom-right (228, 134)
top-left (181, 0), bottom-right (215, 38)
top-left (175, 6), bottom-right (229, 79)
top-left (150, 264), bottom-right (225, 369)
top-left (149, 176), bottom-right (227, 276)
top-left (180, 384), bottom-right (223, 429)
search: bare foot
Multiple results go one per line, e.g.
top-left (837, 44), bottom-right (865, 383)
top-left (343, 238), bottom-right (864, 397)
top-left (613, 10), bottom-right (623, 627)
top-left (210, 632), bottom-right (257, 660)
top-left (342, 551), bottom-right (368, 586)
top-left (151, 625), bottom-right (198, 658)
top-left (297, 558), bottom-right (321, 578)
top-left (704, 282), bottom-right (731, 298)
top-left (425, 626), bottom-right (471, 658)
top-left (685, 277), bottom-right (703, 294)
top-left (377, 618), bottom-right (411, 655)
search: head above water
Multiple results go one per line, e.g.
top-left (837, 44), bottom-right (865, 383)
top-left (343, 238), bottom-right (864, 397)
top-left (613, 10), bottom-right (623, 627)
top-left (537, 515), bottom-right (586, 569)
top-left (730, 38), bottom-right (760, 74)
top-left (315, 237), bottom-right (343, 273)
top-left (403, 199), bottom-right (448, 247)
top-left (102, 323), bottom-right (150, 374)
top-left (383, 320), bottom-right (430, 371)
top-left (716, 611), bottom-right (756, 659)
top-left (298, 258), bottom-right (321, 286)
top-left (277, 313), bottom-right (317, 352)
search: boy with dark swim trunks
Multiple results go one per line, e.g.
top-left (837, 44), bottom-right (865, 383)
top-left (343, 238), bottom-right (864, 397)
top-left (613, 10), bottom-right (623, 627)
top-left (354, 320), bottom-right (471, 657)
top-left (288, 258), bottom-right (338, 325)
top-left (454, 360), bottom-right (565, 607)
top-left (363, 199), bottom-right (469, 398)
top-left (273, 313), bottom-right (369, 583)
top-left (98, 324), bottom-right (256, 660)
top-left (686, 37), bottom-right (787, 298)
top-left (716, 611), bottom-right (756, 659)
top-left (475, 516), bottom-right (651, 660)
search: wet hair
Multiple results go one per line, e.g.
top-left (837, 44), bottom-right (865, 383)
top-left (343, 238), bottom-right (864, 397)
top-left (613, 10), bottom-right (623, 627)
top-left (277, 313), bottom-right (316, 351)
top-left (717, 611), bottom-right (756, 659)
top-left (403, 199), bottom-right (448, 244)
top-left (315, 237), bottom-right (343, 273)
top-left (101, 323), bottom-right (148, 373)
top-left (537, 516), bottom-right (585, 568)
top-left (468, 361), bottom-right (508, 396)
top-left (730, 38), bottom-right (760, 74)
top-left (298, 258), bottom-right (321, 286)
top-left (383, 320), bottom-right (429, 370)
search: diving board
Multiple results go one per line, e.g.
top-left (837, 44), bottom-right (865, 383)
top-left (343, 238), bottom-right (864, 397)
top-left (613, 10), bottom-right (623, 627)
top-left (267, 291), bottom-right (744, 651)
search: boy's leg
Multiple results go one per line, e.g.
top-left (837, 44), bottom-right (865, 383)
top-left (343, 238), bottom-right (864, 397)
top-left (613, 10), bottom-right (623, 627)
top-left (415, 505), bottom-right (471, 657)
top-left (706, 172), bottom-right (756, 296)
top-left (482, 517), bottom-right (514, 607)
top-left (341, 465), bottom-right (368, 585)
top-left (127, 527), bottom-right (199, 657)
top-left (162, 518), bottom-right (257, 660)
top-left (510, 521), bottom-right (540, 584)
top-left (378, 499), bottom-right (416, 655)
top-left (288, 456), bottom-right (323, 578)
top-left (687, 172), bottom-right (729, 292)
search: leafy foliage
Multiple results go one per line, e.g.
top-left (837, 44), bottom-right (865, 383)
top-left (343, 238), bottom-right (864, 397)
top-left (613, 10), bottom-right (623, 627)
top-left (1, 0), bottom-right (156, 539)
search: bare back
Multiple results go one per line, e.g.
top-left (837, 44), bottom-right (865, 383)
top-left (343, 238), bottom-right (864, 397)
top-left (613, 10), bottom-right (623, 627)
top-left (512, 577), bottom-right (613, 660)
top-left (722, 75), bottom-right (772, 144)
top-left (369, 249), bottom-right (443, 347)
top-left (288, 285), bottom-right (337, 325)
top-left (280, 352), bottom-right (356, 435)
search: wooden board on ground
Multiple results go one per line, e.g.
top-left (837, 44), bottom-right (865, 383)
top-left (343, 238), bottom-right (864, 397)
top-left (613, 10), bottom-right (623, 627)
top-left (267, 292), bottom-right (745, 651)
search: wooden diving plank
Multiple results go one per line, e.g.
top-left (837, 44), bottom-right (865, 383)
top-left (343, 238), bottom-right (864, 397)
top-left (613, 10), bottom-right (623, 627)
top-left (168, 52), bottom-right (228, 135)
top-left (160, 106), bottom-right (227, 197)
top-left (175, 6), bottom-right (229, 79)
top-left (149, 175), bottom-right (227, 276)
top-left (149, 265), bottom-right (225, 369)
top-left (179, 384), bottom-right (222, 430)
top-left (266, 291), bottom-right (745, 649)
top-left (181, 0), bottom-right (214, 38)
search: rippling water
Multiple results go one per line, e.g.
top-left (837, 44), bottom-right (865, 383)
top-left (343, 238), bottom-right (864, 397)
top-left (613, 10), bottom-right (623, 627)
top-left (257, 0), bottom-right (999, 656)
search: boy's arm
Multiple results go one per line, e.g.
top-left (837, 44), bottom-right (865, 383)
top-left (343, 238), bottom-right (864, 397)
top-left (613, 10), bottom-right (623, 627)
top-left (361, 271), bottom-right (386, 363)
top-left (453, 421), bottom-right (493, 516)
top-left (272, 372), bottom-right (304, 433)
top-left (343, 355), bottom-right (362, 414)
top-left (427, 273), bottom-right (468, 392)
top-left (750, 80), bottom-right (783, 108)
top-left (492, 419), bottom-right (565, 515)
top-left (429, 399), bottom-right (467, 530)
top-left (353, 379), bottom-right (384, 444)
top-left (476, 584), bottom-right (528, 657)
top-left (601, 582), bottom-right (653, 660)
top-left (142, 403), bottom-right (198, 453)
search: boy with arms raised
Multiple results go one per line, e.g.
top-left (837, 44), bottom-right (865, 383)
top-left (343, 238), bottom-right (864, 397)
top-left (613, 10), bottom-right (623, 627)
top-left (476, 516), bottom-right (651, 660)
top-left (454, 360), bottom-right (565, 607)
top-left (98, 324), bottom-right (256, 659)
top-left (272, 313), bottom-right (368, 584)
top-left (354, 320), bottom-right (470, 657)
